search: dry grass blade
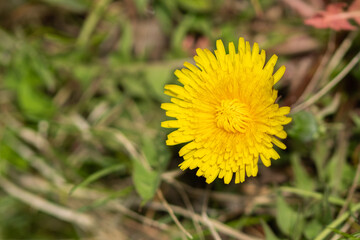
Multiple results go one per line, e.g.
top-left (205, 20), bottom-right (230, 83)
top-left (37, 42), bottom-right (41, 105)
top-left (201, 186), bottom-right (221, 240)
top-left (148, 201), bottom-right (262, 240)
top-left (96, 127), bottom-right (150, 170)
top-left (318, 32), bottom-right (358, 88)
top-left (0, 177), bottom-right (95, 229)
top-left (109, 203), bottom-right (169, 231)
top-left (314, 203), bottom-right (360, 240)
top-left (165, 178), bottom-right (204, 239)
top-left (292, 50), bottom-right (360, 112)
top-left (329, 212), bottom-right (359, 240)
top-left (3, 114), bottom-right (66, 185)
top-left (157, 190), bottom-right (193, 239)
top-left (2, 0), bottom-right (360, 238)
top-left (294, 33), bottom-right (336, 105)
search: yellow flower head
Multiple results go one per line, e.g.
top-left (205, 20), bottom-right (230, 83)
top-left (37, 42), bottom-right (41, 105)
top-left (161, 37), bottom-right (292, 184)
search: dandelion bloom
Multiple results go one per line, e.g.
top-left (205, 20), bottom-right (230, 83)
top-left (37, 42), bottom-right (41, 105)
top-left (161, 37), bottom-right (291, 184)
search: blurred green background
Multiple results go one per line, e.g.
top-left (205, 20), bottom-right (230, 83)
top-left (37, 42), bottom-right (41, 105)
top-left (0, 0), bottom-right (360, 239)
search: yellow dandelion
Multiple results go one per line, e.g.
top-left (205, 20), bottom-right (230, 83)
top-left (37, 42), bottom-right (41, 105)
top-left (161, 37), bottom-right (292, 184)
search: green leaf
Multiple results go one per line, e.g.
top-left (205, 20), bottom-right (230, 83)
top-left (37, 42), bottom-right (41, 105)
top-left (276, 194), bottom-right (304, 238)
top-left (18, 81), bottom-right (55, 120)
top-left (311, 139), bottom-right (330, 183)
top-left (304, 219), bottom-right (322, 240)
top-left (172, 15), bottom-right (196, 54)
top-left (157, 141), bottom-right (171, 169)
top-left (136, 136), bottom-right (170, 202)
top-left (154, 3), bottom-right (173, 34)
top-left (176, 0), bottom-right (215, 12)
top-left (143, 65), bottom-right (172, 101)
top-left (119, 21), bottom-right (133, 61)
top-left (70, 164), bottom-right (126, 195)
top-left (350, 112), bottom-right (360, 133)
top-left (73, 64), bottom-right (100, 87)
top-left (291, 154), bottom-right (315, 191)
top-left (134, 0), bottom-right (149, 14)
top-left (79, 186), bottom-right (133, 212)
top-left (331, 228), bottom-right (360, 240)
top-left (171, 15), bottom-right (212, 55)
top-left (4, 44), bottom-right (56, 120)
top-left (132, 160), bottom-right (160, 202)
top-left (0, 131), bottom-right (29, 171)
top-left (341, 163), bottom-right (356, 190)
top-left (261, 220), bottom-right (280, 240)
top-left (0, 144), bottom-right (28, 172)
top-left (325, 158), bottom-right (355, 192)
top-left (288, 111), bottom-right (318, 142)
top-left (121, 74), bottom-right (150, 98)
top-left (40, 0), bottom-right (90, 12)
top-left (142, 137), bottom-right (158, 168)
top-left (109, 21), bottom-right (133, 64)
top-left (26, 45), bottom-right (56, 91)
top-left (142, 135), bottom-right (171, 170)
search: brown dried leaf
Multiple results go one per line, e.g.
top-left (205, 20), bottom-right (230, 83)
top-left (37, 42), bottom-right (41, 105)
top-left (269, 34), bottom-right (320, 55)
top-left (281, 0), bottom-right (317, 18)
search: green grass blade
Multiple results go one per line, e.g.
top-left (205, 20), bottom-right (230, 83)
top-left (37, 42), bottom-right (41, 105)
top-left (69, 164), bottom-right (125, 195)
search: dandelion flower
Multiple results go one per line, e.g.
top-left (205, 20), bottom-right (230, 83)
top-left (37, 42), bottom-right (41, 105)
top-left (161, 37), bottom-right (292, 184)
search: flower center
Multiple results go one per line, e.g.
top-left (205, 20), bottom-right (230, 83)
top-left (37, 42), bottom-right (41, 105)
top-left (215, 99), bottom-right (250, 133)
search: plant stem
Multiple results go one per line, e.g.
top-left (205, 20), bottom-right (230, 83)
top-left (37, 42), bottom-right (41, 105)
top-left (314, 202), bottom-right (360, 240)
top-left (292, 50), bottom-right (360, 112)
top-left (280, 186), bottom-right (346, 206)
top-left (76, 0), bottom-right (112, 48)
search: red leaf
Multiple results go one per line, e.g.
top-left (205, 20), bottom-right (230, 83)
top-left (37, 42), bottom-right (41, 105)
top-left (304, 2), bottom-right (359, 31)
top-left (349, 0), bottom-right (360, 24)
